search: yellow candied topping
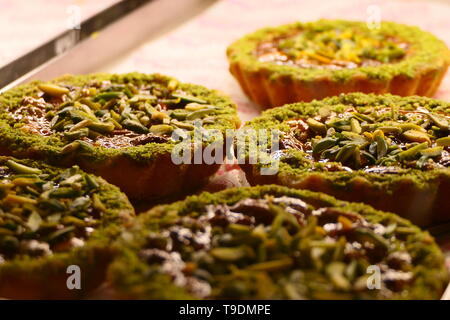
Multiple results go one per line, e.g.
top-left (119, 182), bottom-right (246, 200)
top-left (263, 28), bottom-right (407, 68)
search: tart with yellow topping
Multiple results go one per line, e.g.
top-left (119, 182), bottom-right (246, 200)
top-left (0, 156), bottom-right (134, 299)
top-left (239, 93), bottom-right (450, 226)
top-left (0, 73), bottom-right (240, 201)
top-left (107, 185), bottom-right (448, 299)
top-left (227, 20), bottom-right (449, 108)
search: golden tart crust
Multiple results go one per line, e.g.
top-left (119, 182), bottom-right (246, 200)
top-left (0, 157), bottom-right (134, 299)
top-left (0, 73), bottom-right (240, 201)
top-left (238, 93), bottom-right (450, 227)
top-left (227, 20), bottom-right (450, 108)
top-left (107, 185), bottom-right (448, 300)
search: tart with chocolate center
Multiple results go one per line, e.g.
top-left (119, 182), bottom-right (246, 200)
top-left (240, 93), bottom-right (450, 226)
top-left (0, 73), bottom-right (240, 201)
top-left (107, 185), bottom-right (447, 299)
top-left (227, 20), bottom-right (449, 108)
top-left (0, 156), bottom-right (134, 299)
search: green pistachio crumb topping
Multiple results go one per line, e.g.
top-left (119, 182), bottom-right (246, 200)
top-left (109, 185), bottom-right (448, 300)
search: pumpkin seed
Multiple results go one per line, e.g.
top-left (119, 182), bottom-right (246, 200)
top-left (60, 174), bottom-right (82, 186)
top-left (350, 118), bottom-right (362, 134)
top-left (428, 113), bottom-right (449, 130)
top-left (129, 94), bottom-right (157, 103)
top-left (335, 144), bottom-right (357, 163)
top-left (69, 119), bottom-right (92, 132)
top-left (12, 177), bottom-right (38, 186)
top-left (170, 109), bottom-right (189, 120)
top-left (353, 228), bottom-right (388, 249)
top-left (246, 258), bottom-right (293, 272)
top-left (327, 119), bottom-right (351, 131)
top-left (38, 83), bottom-right (70, 97)
top-left (171, 119), bottom-right (195, 130)
top-left (139, 116), bottom-right (150, 126)
top-left (109, 117), bottom-right (122, 129)
top-left (326, 262), bottom-right (351, 290)
top-left (210, 246), bottom-right (248, 261)
top-left (62, 215), bottom-right (86, 227)
top-left (172, 93), bottom-right (207, 104)
top-left (352, 146), bottom-right (361, 167)
top-left (93, 91), bottom-right (122, 101)
top-left (420, 146), bottom-right (443, 157)
top-left (47, 226), bottom-right (75, 243)
top-left (416, 155), bottom-right (429, 169)
top-left (436, 136), bottom-right (450, 147)
top-left (186, 108), bottom-right (216, 120)
top-left (27, 212), bottom-right (42, 232)
top-left (84, 174), bottom-right (99, 190)
top-left (150, 124), bottom-right (173, 135)
top-left (361, 151), bottom-right (376, 164)
top-left (49, 187), bottom-right (80, 198)
top-left (49, 115), bottom-right (61, 130)
top-left (77, 140), bottom-right (95, 153)
top-left (321, 146), bottom-right (340, 159)
top-left (64, 128), bottom-right (89, 140)
top-left (92, 193), bottom-right (107, 212)
top-left (398, 142), bottom-right (428, 160)
top-left (6, 160), bottom-right (42, 175)
top-left (122, 86), bottom-right (134, 99)
top-left (88, 121), bottom-right (115, 133)
top-left (341, 131), bottom-right (366, 145)
top-left (378, 126), bottom-right (402, 135)
top-left (403, 130), bottom-right (431, 144)
top-left (362, 123), bottom-right (380, 133)
top-left (122, 119), bottom-right (149, 134)
top-left (151, 111), bottom-right (169, 122)
top-left (41, 199), bottom-right (66, 211)
top-left (185, 103), bottom-right (209, 111)
top-left (167, 79), bottom-right (178, 91)
top-left (313, 137), bottom-right (338, 154)
top-left (60, 141), bottom-right (80, 154)
top-left (79, 97), bottom-right (100, 109)
top-left (318, 106), bottom-right (331, 118)
top-left (352, 112), bottom-right (374, 123)
top-left (4, 194), bottom-right (37, 205)
top-left (307, 118), bottom-right (327, 135)
top-left (110, 109), bottom-right (121, 121)
top-left (374, 134), bottom-right (388, 159)
top-left (398, 123), bottom-right (426, 132)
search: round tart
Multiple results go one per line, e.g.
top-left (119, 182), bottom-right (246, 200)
top-left (107, 185), bottom-right (447, 300)
top-left (0, 156), bottom-right (134, 299)
top-left (239, 93), bottom-right (450, 227)
top-left (0, 73), bottom-right (240, 201)
top-left (227, 20), bottom-right (450, 108)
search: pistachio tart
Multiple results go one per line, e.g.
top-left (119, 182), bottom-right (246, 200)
top-left (0, 73), bottom-right (240, 201)
top-left (0, 156), bottom-right (134, 299)
top-left (107, 185), bottom-right (448, 299)
top-left (227, 20), bottom-right (450, 108)
top-left (239, 93), bottom-right (450, 227)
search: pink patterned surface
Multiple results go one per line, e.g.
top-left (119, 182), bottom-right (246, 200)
top-left (0, 0), bottom-right (120, 66)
